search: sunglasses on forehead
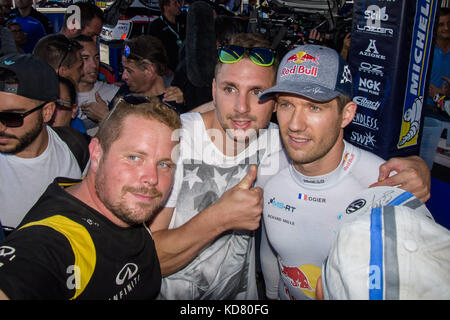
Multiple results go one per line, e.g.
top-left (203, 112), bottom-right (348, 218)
top-left (0, 101), bottom-right (48, 128)
top-left (106, 94), bottom-right (178, 122)
top-left (218, 45), bottom-right (275, 67)
top-left (123, 45), bottom-right (150, 63)
top-left (56, 38), bottom-right (82, 74)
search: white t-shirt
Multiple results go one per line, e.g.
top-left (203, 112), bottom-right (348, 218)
top-left (260, 140), bottom-right (386, 300)
top-left (0, 126), bottom-right (82, 229)
top-left (76, 81), bottom-right (120, 136)
top-left (158, 112), bottom-right (288, 300)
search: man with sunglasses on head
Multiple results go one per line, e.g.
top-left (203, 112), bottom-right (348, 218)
top-left (32, 34), bottom-right (84, 86)
top-left (149, 32), bottom-right (432, 300)
top-left (0, 54), bottom-right (85, 236)
top-left (0, 95), bottom-right (180, 299)
top-left (118, 35), bottom-right (185, 113)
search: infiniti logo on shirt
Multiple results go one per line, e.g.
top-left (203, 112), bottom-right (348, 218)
top-left (116, 263), bottom-right (139, 285)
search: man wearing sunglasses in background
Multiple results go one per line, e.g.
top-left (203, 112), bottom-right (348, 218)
top-left (49, 76), bottom-right (87, 134)
top-left (149, 32), bottom-right (432, 300)
top-left (0, 96), bottom-right (180, 299)
top-left (0, 54), bottom-right (85, 236)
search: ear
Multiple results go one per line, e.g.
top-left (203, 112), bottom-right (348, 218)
top-left (144, 63), bottom-right (157, 78)
top-left (58, 65), bottom-right (67, 78)
top-left (42, 102), bottom-right (56, 124)
top-left (212, 78), bottom-right (217, 103)
top-left (88, 138), bottom-right (103, 174)
top-left (273, 94), bottom-right (278, 113)
top-left (71, 103), bottom-right (79, 119)
top-left (340, 101), bottom-right (357, 129)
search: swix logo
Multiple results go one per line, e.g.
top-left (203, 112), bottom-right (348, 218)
top-left (281, 265), bottom-right (313, 291)
top-left (286, 51), bottom-right (319, 65)
top-left (350, 131), bottom-right (376, 148)
top-left (116, 263), bottom-right (138, 286)
top-left (359, 40), bottom-right (386, 60)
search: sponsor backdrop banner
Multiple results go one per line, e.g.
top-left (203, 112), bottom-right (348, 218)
top-left (344, 0), bottom-right (439, 159)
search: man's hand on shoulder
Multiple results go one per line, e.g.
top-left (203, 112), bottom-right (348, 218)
top-left (370, 155), bottom-right (431, 202)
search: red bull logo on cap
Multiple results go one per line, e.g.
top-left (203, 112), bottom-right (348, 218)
top-left (286, 51), bottom-right (320, 65)
top-left (280, 65), bottom-right (318, 78)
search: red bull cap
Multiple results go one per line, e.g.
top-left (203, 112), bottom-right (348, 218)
top-left (259, 44), bottom-right (353, 102)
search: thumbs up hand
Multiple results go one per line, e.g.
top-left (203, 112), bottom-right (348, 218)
top-left (213, 165), bottom-right (263, 231)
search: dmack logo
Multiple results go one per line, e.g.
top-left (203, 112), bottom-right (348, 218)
top-left (116, 263), bottom-right (138, 286)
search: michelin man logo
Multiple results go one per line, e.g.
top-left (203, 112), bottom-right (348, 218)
top-left (398, 97), bottom-right (422, 147)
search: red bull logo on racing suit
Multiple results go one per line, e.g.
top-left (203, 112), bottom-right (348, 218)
top-left (280, 261), bottom-right (321, 299)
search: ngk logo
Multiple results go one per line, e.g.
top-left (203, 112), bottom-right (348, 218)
top-left (358, 78), bottom-right (381, 96)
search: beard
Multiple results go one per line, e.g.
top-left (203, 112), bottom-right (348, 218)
top-left (281, 126), bottom-right (341, 167)
top-left (0, 112), bottom-right (44, 154)
top-left (94, 164), bottom-right (164, 227)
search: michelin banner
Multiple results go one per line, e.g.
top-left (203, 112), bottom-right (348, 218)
top-left (344, 0), bottom-right (439, 159)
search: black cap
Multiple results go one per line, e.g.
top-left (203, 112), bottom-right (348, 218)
top-left (0, 53), bottom-right (58, 102)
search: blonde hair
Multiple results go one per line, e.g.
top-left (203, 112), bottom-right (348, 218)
top-left (95, 96), bottom-right (181, 153)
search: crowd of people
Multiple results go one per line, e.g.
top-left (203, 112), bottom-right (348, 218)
top-left (0, 0), bottom-right (449, 300)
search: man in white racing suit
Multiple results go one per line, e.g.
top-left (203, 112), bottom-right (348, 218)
top-left (258, 45), bottom-right (432, 300)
